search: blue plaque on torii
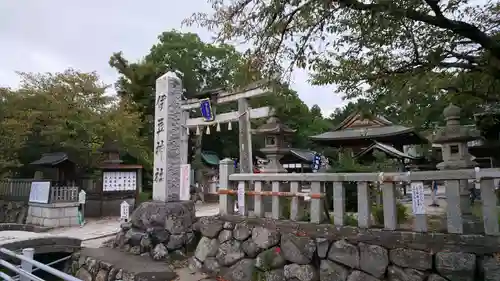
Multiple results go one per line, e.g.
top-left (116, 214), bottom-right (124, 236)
top-left (200, 98), bottom-right (215, 122)
top-left (312, 153), bottom-right (322, 172)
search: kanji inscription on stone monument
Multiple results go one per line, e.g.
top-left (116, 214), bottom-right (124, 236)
top-left (153, 72), bottom-right (183, 202)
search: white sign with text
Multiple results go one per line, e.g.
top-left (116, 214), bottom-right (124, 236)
top-left (411, 181), bottom-right (426, 215)
top-left (29, 181), bottom-right (51, 204)
top-left (237, 181), bottom-right (246, 215)
top-left (102, 171), bottom-right (137, 191)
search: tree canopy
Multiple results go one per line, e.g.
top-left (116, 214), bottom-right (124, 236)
top-left (110, 30), bottom-right (331, 158)
top-left (186, 0), bottom-right (500, 128)
top-left (2, 22), bottom-right (484, 180)
top-left (0, 70), bottom-right (148, 177)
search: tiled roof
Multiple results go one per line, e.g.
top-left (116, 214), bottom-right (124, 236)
top-left (355, 142), bottom-right (418, 160)
top-left (311, 125), bottom-right (414, 140)
top-left (30, 152), bottom-right (70, 166)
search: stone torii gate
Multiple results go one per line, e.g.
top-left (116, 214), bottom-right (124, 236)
top-left (152, 72), bottom-right (272, 202)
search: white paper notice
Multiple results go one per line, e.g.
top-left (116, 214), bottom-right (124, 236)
top-left (102, 171), bottom-right (137, 191)
top-left (29, 181), bottom-right (51, 204)
top-left (180, 164), bottom-right (191, 201)
top-left (411, 181), bottom-right (426, 215)
top-left (237, 181), bottom-right (245, 215)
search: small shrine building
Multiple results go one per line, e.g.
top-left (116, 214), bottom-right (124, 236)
top-left (310, 111), bottom-right (429, 167)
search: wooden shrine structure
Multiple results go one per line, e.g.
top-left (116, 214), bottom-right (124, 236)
top-left (281, 149), bottom-right (318, 173)
top-left (30, 152), bottom-right (77, 185)
top-left (310, 111), bottom-right (428, 165)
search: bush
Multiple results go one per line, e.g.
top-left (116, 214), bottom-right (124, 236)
top-left (372, 202), bottom-right (409, 225)
top-left (328, 213), bottom-right (358, 226)
top-left (136, 191), bottom-right (152, 205)
top-left (280, 197), bottom-right (311, 221)
top-left (344, 213), bottom-right (358, 226)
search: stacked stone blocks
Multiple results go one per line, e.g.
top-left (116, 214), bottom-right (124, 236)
top-left (112, 201), bottom-right (197, 258)
top-left (26, 202), bottom-right (79, 227)
top-left (0, 200), bottom-right (28, 223)
top-left (190, 216), bottom-right (500, 281)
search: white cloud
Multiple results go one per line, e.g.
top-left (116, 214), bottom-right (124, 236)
top-left (28, 50), bottom-right (71, 72)
top-left (0, 0), bottom-right (345, 114)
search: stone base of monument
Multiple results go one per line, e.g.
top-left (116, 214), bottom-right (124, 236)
top-left (113, 200), bottom-right (199, 260)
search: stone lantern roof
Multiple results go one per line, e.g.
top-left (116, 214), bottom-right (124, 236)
top-left (433, 104), bottom-right (480, 144)
top-left (253, 116), bottom-right (296, 135)
top-left (443, 103), bottom-right (461, 120)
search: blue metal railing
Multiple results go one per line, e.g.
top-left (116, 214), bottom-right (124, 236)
top-left (0, 248), bottom-right (81, 281)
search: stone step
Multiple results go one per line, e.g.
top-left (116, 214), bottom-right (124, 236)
top-left (72, 247), bottom-right (178, 281)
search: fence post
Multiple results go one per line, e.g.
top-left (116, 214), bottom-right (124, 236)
top-left (479, 179), bottom-right (500, 235)
top-left (310, 182), bottom-right (322, 223)
top-left (357, 182), bottom-right (371, 228)
top-left (8, 179), bottom-right (13, 196)
top-left (20, 248), bottom-right (35, 281)
top-left (382, 182), bottom-right (398, 230)
top-left (219, 158), bottom-right (235, 215)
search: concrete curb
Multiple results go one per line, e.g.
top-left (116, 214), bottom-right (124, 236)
top-left (82, 231), bottom-right (119, 242)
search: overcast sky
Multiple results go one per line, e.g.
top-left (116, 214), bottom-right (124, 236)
top-left (0, 0), bottom-right (346, 116)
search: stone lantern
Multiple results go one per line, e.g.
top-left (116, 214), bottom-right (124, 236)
top-left (434, 104), bottom-right (479, 170)
top-left (433, 103), bottom-right (481, 232)
top-left (99, 139), bottom-right (123, 164)
top-left (254, 115), bottom-right (295, 173)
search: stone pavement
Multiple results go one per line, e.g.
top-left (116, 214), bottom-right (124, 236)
top-left (53, 202), bottom-right (219, 241)
top-left (0, 230), bottom-right (45, 246)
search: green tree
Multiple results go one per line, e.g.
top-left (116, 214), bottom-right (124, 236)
top-left (110, 31), bottom-right (259, 143)
top-left (110, 30), bottom-right (333, 169)
top-left (0, 88), bottom-right (30, 176)
top-left (310, 104), bottom-right (322, 119)
top-left (187, 0), bottom-right (500, 124)
top-left (110, 30), bottom-right (260, 187)
top-left (327, 97), bottom-right (448, 130)
top-left (2, 70), bottom-right (148, 177)
top-left (252, 86), bottom-right (332, 150)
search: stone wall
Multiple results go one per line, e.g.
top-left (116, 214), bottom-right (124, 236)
top-left (26, 202), bottom-right (79, 227)
top-left (2, 237), bottom-right (81, 254)
top-left (190, 215), bottom-right (500, 281)
top-left (67, 253), bottom-right (127, 281)
top-left (66, 246), bottom-right (178, 281)
top-left (0, 200), bottom-right (28, 223)
top-left (112, 201), bottom-right (197, 259)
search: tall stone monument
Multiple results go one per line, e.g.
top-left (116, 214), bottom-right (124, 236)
top-left (153, 72), bottom-right (182, 202)
top-left (113, 72), bottom-right (197, 258)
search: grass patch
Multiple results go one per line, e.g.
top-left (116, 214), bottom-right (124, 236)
top-left (371, 202), bottom-right (410, 225)
top-left (136, 191), bottom-right (152, 205)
